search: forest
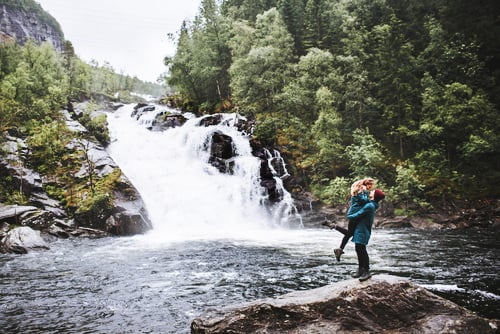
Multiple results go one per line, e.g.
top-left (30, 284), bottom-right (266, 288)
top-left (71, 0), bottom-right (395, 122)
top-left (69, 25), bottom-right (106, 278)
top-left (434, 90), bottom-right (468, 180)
top-left (165, 0), bottom-right (500, 212)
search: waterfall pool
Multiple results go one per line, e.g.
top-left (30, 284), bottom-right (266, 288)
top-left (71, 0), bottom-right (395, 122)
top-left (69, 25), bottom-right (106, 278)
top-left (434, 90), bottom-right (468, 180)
top-left (1, 105), bottom-right (498, 333)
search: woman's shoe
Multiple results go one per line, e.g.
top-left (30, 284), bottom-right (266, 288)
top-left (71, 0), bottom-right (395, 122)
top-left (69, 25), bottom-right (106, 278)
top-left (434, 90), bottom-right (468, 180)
top-left (322, 220), bottom-right (336, 229)
top-left (334, 248), bottom-right (344, 261)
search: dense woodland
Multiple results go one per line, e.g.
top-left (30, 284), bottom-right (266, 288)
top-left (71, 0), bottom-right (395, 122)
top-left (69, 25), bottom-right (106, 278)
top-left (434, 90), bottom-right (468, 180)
top-left (166, 0), bottom-right (500, 212)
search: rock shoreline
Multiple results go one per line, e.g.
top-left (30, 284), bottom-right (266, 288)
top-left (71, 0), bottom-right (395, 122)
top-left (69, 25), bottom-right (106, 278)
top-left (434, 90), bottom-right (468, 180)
top-left (191, 275), bottom-right (499, 333)
top-left (0, 102), bottom-right (152, 254)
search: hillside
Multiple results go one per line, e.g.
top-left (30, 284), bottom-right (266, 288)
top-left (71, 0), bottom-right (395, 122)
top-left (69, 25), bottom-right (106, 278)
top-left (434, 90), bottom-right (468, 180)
top-left (0, 0), bottom-right (64, 51)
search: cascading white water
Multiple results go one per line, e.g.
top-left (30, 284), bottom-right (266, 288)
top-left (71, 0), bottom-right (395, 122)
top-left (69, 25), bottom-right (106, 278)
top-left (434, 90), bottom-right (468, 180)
top-left (106, 104), bottom-right (302, 243)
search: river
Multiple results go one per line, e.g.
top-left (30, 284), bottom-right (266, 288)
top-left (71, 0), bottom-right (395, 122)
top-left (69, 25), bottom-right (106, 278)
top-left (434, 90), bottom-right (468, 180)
top-left (1, 104), bottom-right (498, 333)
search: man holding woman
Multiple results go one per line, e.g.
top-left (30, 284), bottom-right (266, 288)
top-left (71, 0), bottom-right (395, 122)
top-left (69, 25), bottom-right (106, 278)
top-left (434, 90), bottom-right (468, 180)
top-left (347, 188), bottom-right (385, 281)
top-left (324, 178), bottom-right (385, 281)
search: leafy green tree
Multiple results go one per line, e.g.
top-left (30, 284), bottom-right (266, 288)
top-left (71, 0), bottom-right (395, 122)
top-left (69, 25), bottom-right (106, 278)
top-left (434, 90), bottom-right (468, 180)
top-left (277, 48), bottom-right (335, 123)
top-left (310, 86), bottom-right (344, 179)
top-left (344, 128), bottom-right (387, 181)
top-left (390, 162), bottom-right (427, 211)
top-left (0, 41), bottom-right (21, 81)
top-left (26, 120), bottom-right (71, 173)
top-left (221, 0), bottom-right (277, 22)
top-left (191, 0), bottom-right (232, 109)
top-left (67, 57), bottom-right (91, 98)
top-left (166, 21), bottom-right (201, 109)
top-left (302, 0), bottom-right (330, 50)
top-left (229, 8), bottom-right (295, 115)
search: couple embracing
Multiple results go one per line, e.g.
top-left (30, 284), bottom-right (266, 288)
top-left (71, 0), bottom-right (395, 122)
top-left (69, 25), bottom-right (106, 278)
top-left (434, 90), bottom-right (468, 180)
top-left (324, 178), bottom-right (385, 282)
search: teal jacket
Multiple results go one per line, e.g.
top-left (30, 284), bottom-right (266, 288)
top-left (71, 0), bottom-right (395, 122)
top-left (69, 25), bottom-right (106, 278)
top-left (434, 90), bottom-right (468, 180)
top-left (347, 190), bottom-right (369, 216)
top-left (347, 200), bottom-right (379, 245)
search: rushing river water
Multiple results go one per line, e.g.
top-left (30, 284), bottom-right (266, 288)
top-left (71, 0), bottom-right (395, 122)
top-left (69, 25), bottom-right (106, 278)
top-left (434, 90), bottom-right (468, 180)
top-left (1, 105), bottom-right (499, 333)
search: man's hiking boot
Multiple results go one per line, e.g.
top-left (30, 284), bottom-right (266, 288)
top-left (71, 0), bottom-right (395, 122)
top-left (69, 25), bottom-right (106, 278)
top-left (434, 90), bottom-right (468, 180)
top-left (334, 248), bottom-right (344, 261)
top-left (351, 268), bottom-right (362, 278)
top-left (359, 268), bottom-right (372, 282)
top-left (322, 220), bottom-right (336, 229)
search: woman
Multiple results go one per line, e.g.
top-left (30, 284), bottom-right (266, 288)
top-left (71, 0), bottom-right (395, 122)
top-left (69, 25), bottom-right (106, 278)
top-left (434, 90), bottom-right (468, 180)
top-left (347, 188), bottom-right (385, 281)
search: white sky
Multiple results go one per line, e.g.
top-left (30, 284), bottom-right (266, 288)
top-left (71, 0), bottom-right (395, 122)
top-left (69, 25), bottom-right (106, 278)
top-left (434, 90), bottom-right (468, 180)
top-left (36, 0), bottom-right (201, 82)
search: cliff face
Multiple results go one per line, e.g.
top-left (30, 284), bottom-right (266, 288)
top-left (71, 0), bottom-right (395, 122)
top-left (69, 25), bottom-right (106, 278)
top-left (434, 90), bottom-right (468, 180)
top-left (0, 3), bottom-right (64, 51)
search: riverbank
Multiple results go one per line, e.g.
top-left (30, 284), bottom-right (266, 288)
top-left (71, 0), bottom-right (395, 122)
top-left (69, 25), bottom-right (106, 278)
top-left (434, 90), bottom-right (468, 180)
top-left (311, 198), bottom-right (500, 230)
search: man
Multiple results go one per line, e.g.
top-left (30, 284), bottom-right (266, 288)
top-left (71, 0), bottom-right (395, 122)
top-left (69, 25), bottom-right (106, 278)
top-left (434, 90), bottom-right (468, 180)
top-left (346, 189), bottom-right (385, 282)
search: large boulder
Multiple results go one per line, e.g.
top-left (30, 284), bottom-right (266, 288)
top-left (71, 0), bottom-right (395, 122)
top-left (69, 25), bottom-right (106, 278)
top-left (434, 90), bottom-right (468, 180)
top-left (0, 226), bottom-right (49, 254)
top-left (208, 131), bottom-right (235, 174)
top-left (191, 275), bottom-right (499, 333)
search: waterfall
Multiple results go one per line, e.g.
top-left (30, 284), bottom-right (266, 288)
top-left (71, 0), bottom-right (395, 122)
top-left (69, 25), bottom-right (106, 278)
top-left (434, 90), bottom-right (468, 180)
top-left (106, 104), bottom-right (302, 242)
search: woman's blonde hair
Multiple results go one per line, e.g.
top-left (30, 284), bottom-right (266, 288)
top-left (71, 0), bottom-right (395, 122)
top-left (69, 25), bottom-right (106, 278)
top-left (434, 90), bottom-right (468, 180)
top-left (350, 177), bottom-right (375, 196)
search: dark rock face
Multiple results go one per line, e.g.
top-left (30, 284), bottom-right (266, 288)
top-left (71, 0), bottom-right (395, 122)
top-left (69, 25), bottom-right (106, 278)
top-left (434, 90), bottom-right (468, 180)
top-left (191, 275), bottom-right (499, 333)
top-left (150, 113), bottom-right (187, 131)
top-left (0, 4), bottom-right (64, 51)
top-left (208, 131), bottom-right (235, 174)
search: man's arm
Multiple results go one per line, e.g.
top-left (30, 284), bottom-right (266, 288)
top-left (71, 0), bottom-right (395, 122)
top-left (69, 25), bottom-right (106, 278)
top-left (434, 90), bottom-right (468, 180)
top-left (347, 202), bottom-right (374, 221)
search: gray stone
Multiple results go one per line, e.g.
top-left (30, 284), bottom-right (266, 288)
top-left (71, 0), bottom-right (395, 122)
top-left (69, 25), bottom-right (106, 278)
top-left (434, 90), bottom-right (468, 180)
top-left (1, 226), bottom-right (49, 254)
top-left (0, 205), bottom-right (39, 222)
top-left (0, 4), bottom-right (64, 51)
top-left (191, 275), bottom-right (499, 334)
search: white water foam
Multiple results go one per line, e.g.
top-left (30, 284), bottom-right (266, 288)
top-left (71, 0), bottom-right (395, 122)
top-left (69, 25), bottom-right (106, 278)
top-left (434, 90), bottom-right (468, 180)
top-left (106, 105), bottom-right (304, 245)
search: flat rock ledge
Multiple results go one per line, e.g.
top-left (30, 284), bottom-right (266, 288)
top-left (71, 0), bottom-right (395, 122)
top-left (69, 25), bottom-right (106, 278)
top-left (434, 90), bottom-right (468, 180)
top-left (191, 275), bottom-right (499, 334)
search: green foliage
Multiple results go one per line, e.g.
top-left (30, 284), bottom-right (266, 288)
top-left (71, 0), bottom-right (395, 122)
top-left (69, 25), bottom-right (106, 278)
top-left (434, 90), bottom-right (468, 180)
top-left (344, 128), bottom-right (386, 181)
top-left (78, 102), bottom-right (111, 146)
top-left (72, 169), bottom-right (122, 227)
top-left (390, 162), bottom-right (428, 209)
top-left (74, 192), bottom-right (113, 227)
top-left (229, 8), bottom-right (295, 114)
top-left (313, 176), bottom-right (351, 206)
top-left (26, 120), bottom-right (70, 173)
top-left (167, 0), bottom-right (500, 206)
top-left (0, 172), bottom-right (28, 205)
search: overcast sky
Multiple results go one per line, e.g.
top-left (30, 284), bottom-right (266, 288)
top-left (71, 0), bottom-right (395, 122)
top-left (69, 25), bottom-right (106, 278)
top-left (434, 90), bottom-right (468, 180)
top-left (36, 0), bottom-right (201, 82)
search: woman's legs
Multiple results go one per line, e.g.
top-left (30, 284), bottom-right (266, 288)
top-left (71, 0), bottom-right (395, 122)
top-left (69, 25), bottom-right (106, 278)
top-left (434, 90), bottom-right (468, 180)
top-left (337, 221), bottom-right (356, 249)
top-left (333, 221), bottom-right (357, 261)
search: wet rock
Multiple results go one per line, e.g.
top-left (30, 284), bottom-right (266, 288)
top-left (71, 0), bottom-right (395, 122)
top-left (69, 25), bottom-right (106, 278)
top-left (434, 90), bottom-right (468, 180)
top-left (62, 109), bottom-right (88, 132)
top-left (131, 103), bottom-right (155, 118)
top-left (0, 136), bottom-right (44, 195)
top-left (375, 216), bottom-right (413, 228)
top-left (0, 205), bottom-right (39, 224)
top-left (149, 113), bottom-right (187, 131)
top-left (208, 132), bottom-right (235, 174)
top-left (29, 191), bottom-right (66, 218)
top-left (0, 226), bottom-right (49, 254)
top-left (199, 114), bottom-right (223, 127)
top-left (109, 102), bottom-right (124, 111)
top-left (107, 211), bottom-right (152, 236)
top-left (109, 178), bottom-right (153, 236)
top-left (191, 275), bottom-right (499, 334)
